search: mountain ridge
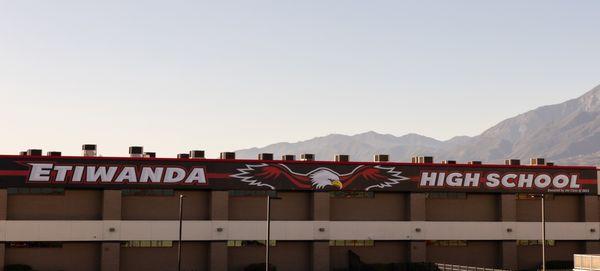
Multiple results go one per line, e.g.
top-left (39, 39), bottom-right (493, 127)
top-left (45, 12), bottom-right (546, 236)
top-left (236, 85), bottom-right (600, 165)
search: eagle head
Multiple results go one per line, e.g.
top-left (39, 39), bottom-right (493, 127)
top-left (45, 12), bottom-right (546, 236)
top-left (308, 168), bottom-right (343, 189)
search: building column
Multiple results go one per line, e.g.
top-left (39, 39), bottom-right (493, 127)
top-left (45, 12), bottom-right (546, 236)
top-left (583, 195), bottom-right (600, 254)
top-left (500, 194), bottom-right (517, 270)
top-left (409, 193), bottom-right (426, 262)
top-left (209, 191), bottom-right (228, 271)
top-left (312, 241), bottom-right (329, 271)
top-left (0, 189), bottom-right (6, 268)
top-left (209, 242), bottom-right (228, 271)
top-left (101, 243), bottom-right (120, 271)
top-left (312, 192), bottom-right (330, 221)
top-left (312, 192), bottom-right (330, 271)
top-left (101, 190), bottom-right (122, 271)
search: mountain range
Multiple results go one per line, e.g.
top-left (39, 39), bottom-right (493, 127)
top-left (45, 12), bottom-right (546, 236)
top-left (236, 85), bottom-right (600, 165)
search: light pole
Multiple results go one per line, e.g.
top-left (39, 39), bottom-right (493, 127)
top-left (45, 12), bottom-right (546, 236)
top-left (541, 194), bottom-right (546, 271)
top-left (266, 195), bottom-right (281, 271)
top-left (178, 194), bottom-right (185, 271)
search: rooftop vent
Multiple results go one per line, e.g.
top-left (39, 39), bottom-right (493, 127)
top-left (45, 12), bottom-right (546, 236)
top-left (374, 154), bottom-right (389, 162)
top-left (301, 154), bottom-right (315, 161)
top-left (468, 161), bottom-right (482, 165)
top-left (335, 154), bottom-right (350, 162)
top-left (177, 153), bottom-right (190, 159)
top-left (143, 152), bottom-right (156, 158)
top-left (505, 159), bottom-right (520, 166)
top-left (282, 155), bottom-right (296, 161)
top-left (129, 146), bottom-right (143, 158)
top-left (27, 149), bottom-right (42, 156)
top-left (189, 150), bottom-right (205, 159)
top-left (442, 160), bottom-right (457, 164)
top-left (530, 158), bottom-right (545, 166)
top-left (258, 153), bottom-right (274, 160)
top-left (412, 156), bottom-right (433, 164)
top-left (47, 151), bottom-right (61, 157)
top-left (82, 144), bottom-right (97, 157)
top-left (220, 152), bottom-right (235, 160)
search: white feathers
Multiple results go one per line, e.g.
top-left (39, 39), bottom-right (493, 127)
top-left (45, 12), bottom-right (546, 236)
top-left (229, 163), bottom-right (276, 190)
top-left (364, 166), bottom-right (409, 191)
top-left (308, 168), bottom-right (340, 189)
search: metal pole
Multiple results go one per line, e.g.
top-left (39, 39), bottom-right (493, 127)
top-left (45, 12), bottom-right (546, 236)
top-left (178, 194), bottom-right (184, 271)
top-left (266, 196), bottom-right (271, 271)
top-left (541, 194), bottom-right (546, 271)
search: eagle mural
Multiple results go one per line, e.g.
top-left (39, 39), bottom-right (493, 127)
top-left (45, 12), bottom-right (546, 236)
top-left (230, 164), bottom-right (410, 191)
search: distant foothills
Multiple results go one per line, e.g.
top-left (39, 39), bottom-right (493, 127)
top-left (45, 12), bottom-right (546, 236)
top-left (237, 85), bottom-right (600, 166)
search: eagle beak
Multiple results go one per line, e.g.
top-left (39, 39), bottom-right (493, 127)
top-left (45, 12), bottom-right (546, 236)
top-left (331, 180), bottom-right (343, 189)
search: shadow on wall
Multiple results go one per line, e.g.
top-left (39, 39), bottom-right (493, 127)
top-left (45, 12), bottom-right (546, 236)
top-left (244, 263), bottom-right (277, 271)
top-left (342, 250), bottom-right (441, 271)
top-left (4, 265), bottom-right (34, 271)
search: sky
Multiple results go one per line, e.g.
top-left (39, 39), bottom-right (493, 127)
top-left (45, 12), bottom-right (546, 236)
top-left (1, 0), bottom-right (599, 158)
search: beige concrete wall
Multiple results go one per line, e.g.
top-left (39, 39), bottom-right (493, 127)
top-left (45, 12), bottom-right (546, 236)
top-left (330, 241), bottom-right (408, 270)
top-left (227, 241), bottom-right (311, 271)
top-left (1, 220), bottom-right (598, 241)
top-left (426, 241), bottom-right (500, 267)
top-left (427, 194), bottom-right (498, 221)
top-left (5, 242), bottom-right (101, 271)
top-left (8, 190), bottom-right (102, 220)
top-left (122, 190), bottom-right (209, 220)
top-left (120, 242), bottom-right (208, 271)
top-left (331, 193), bottom-right (408, 221)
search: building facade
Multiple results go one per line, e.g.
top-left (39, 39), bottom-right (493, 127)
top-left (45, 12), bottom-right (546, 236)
top-left (0, 148), bottom-right (598, 271)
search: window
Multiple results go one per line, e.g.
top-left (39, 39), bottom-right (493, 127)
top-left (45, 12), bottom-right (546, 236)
top-left (330, 191), bottom-right (374, 198)
top-left (122, 189), bottom-right (174, 196)
top-left (517, 240), bottom-right (555, 246)
top-left (426, 240), bottom-right (467, 247)
top-left (425, 192), bottom-right (467, 199)
top-left (8, 242), bottom-right (62, 248)
top-left (122, 240), bottom-right (173, 248)
top-left (227, 240), bottom-right (276, 247)
top-left (7, 187), bottom-right (64, 195)
top-left (229, 190), bottom-right (277, 197)
top-left (329, 240), bottom-right (374, 247)
top-left (516, 194), bottom-right (554, 200)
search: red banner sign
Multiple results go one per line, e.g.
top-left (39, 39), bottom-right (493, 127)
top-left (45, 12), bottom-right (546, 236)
top-left (0, 155), bottom-right (596, 194)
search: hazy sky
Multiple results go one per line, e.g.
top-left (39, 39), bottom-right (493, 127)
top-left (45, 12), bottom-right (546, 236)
top-left (1, 0), bottom-right (599, 157)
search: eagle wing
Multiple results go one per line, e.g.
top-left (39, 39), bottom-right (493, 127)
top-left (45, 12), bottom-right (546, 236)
top-left (230, 164), bottom-right (311, 190)
top-left (340, 165), bottom-right (410, 191)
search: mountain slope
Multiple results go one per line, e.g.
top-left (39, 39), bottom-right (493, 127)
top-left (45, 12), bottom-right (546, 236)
top-left (237, 85), bottom-right (600, 165)
top-left (442, 85), bottom-right (600, 164)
